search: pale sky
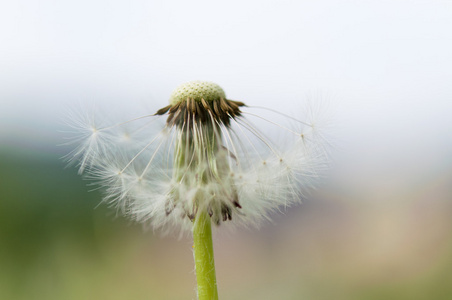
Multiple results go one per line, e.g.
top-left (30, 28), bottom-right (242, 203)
top-left (1, 0), bottom-right (451, 182)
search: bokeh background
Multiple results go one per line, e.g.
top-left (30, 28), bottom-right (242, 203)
top-left (1, 0), bottom-right (452, 299)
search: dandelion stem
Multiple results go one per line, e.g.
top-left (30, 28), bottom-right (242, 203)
top-left (193, 210), bottom-right (219, 300)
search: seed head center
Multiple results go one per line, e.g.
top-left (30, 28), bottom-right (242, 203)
top-left (169, 81), bottom-right (226, 105)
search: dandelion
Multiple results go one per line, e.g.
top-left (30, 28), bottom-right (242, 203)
top-left (66, 80), bottom-right (329, 300)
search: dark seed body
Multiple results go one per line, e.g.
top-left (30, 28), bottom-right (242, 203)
top-left (156, 97), bottom-right (245, 225)
top-left (156, 98), bottom-right (245, 128)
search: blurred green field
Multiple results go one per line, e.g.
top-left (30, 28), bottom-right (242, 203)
top-left (1, 148), bottom-right (452, 300)
top-left (0, 149), bottom-right (191, 300)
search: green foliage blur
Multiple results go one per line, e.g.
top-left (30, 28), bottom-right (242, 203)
top-left (0, 148), bottom-right (184, 300)
top-left (1, 148), bottom-right (452, 300)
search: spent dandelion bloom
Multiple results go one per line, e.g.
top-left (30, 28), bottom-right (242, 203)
top-left (65, 80), bottom-right (330, 299)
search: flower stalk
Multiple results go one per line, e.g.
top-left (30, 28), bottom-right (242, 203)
top-left (193, 210), bottom-right (218, 300)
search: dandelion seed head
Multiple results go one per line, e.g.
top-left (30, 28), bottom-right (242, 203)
top-left (66, 81), bottom-right (330, 233)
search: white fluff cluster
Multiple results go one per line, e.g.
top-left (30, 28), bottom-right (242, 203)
top-left (66, 81), bottom-right (329, 233)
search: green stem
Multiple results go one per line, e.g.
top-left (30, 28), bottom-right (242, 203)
top-left (193, 210), bottom-right (219, 300)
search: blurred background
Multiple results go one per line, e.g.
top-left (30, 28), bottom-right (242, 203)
top-left (1, 0), bottom-right (452, 299)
